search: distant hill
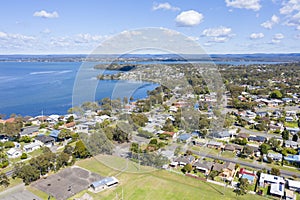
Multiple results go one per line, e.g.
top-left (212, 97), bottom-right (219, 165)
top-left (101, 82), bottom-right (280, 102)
top-left (0, 53), bottom-right (300, 62)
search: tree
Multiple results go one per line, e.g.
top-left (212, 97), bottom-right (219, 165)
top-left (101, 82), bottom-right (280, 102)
top-left (242, 146), bottom-right (253, 155)
top-left (0, 173), bottom-right (9, 187)
top-left (20, 153), bottom-right (28, 160)
top-left (19, 136), bottom-right (31, 143)
top-left (208, 170), bottom-right (219, 180)
top-left (63, 144), bottom-right (74, 155)
top-left (292, 134), bottom-right (298, 142)
top-left (260, 143), bottom-right (271, 154)
top-left (270, 90), bottom-right (283, 99)
top-left (130, 142), bottom-right (139, 153)
top-left (56, 152), bottom-right (70, 170)
top-left (137, 129), bottom-right (153, 139)
top-left (66, 116), bottom-right (74, 123)
top-left (282, 130), bottom-right (289, 140)
top-left (73, 140), bottom-right (90, 158)
top-left (15, 165), bottom-right (40, 185)
top-left (162, 118), bottom-right (174, 132)
top-left (268, 137), bottom-right (282, 150)
top-left (182, 163), bottom-right (193, 173)
top-left (81, 130), bottom-right (114, 155)
top-left (174, 146), bottom-right (181, 156)
top-left (235, 178), bottom-right (249, 196)
top-left (149, 138), bottom-right (158, 145)
top-left (270, 167), bottom-right (280, 176)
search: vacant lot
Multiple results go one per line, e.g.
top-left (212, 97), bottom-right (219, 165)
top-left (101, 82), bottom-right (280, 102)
top-left (73, 155), bottom-right (270, 200)
top-left (31, 166), bottom-right (102, 200)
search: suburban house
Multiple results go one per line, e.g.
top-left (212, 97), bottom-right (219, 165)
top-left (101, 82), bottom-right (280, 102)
top-left (284, 140), bottom-right (299, 149)
top-left (236, 133), bottom-right (248, 140)
top-left (49, 130), bottom-right (60, 141)
top-left (19, 126), bottom-right (39, 137)
top-left (90, 177), bottom-right (119, 193)
top-left (285, 189), bottom-right (296, 200)
top-left (269, 123), bottom-right (284, 132)
top-left (239, 168), bottom-right (256, 184)
top-left (207, 141), bottom-right (223, 149)
top-left (6, 147), bottom-right (22, 158)
top-left (287, 179), bottom-right (300, 192)
top-left (35, 135), bottom-right (55, 147)
top-left (259, 173), bottom-right (285, 187)
top-left (248, 136), bottom-right (266, 143)
top-left (212, 162), bottom-right (236, 181)
top-left (0, 135), bottom-right (9, 142)
top-left (240, 117), bottom-right (256, 125)
top-left (286, 127), bottom-right (300, 135)
top-left (259, 173), bottom-right (285, 197)
top-left (219, 162), bottom-right (236, 181)
top-left (23, 140), bottom-right (43, 153)
top-left (265, 152), bottom-right (283, 162)
top-left (223, 144), bottom-right (235, 152)
top-left (210, 130), bottom-right (231, 140)
top-left (193, 160), bottom-right (213, 175)
top-left (270, 181), bottom-right (285, 197)
top-left (284, 154), bottom-right (300, 164)
top-left (62, 121), bottom-right (76, 130)
top-left (162, 131), bottom-right (177, 139)
top-left (75, 124), bottom-right (89, 133)
top-left (171, 155), bottom-right (195, 167)
top-left (178, 134), bottom-right (192, 143)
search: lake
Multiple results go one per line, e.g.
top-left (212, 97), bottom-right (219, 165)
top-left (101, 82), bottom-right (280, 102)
top-left (0, 62), bottom-right (158, 117)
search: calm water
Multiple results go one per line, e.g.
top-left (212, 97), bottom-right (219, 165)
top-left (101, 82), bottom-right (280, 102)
top-left (0, 60), bottom-right (283, 117)
top-left (0, 62), bottom-right (158, 117)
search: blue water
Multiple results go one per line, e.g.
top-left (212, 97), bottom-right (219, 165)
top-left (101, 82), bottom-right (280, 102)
top-left (0, 60), bottom-right (284, 117)
top-left (0, 62), bottom-right (158, 117)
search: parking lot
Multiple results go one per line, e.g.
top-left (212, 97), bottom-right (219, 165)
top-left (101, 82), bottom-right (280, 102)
top-left (31, 166), bottom-right (102, 200)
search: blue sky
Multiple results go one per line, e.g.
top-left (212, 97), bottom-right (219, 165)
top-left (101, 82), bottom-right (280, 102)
top-left (0, 0), bottom-right (299, 54)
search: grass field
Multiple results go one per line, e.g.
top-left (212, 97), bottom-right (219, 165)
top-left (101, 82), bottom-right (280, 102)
top-left (71, 155), bottom-right (270, 200)
top-left (0, 178), bottom-right (23, 193)
top-left (284, 121), bottom-right (299, 128)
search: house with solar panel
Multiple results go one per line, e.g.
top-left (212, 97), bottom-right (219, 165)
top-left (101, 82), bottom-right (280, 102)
top-left (90, 177), bottom-right (119, 192)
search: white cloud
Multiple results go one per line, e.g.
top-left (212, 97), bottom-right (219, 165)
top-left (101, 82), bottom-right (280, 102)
top-left (225, 0), bottom-right (261, 11)
top-left (280, 0), bottom-right (300, 29)
top-left (202, 26), bottom-right (234, 43)
top-left (280, 0), bottom-right (300, 15)
top-left (202, 26), bottom-right (232, 37)
top-left (274, 33), bottom-right (284, 40)
top-left (175, 10), bottom-right (204, 27)
top-left (0, 31), bottom-right (8, 38)
top-left (271, 33), bottom-right (284, 43)
top-left (33, 10), bottom-right (59, 18)
top-left (261, 15), bottom-right (280, 29)
top-left (0, 31), bottom-right (35, 41)
top-left (42, 28), bottom-right (51, 34)
top-left (250, 32), bottom-right (264, 39)
top-left (152, 2), bottom-right (180, 11)
top-left (0, 31), bottom-right (36, 52)
top-left (74, 33), bottom-right (109, 43)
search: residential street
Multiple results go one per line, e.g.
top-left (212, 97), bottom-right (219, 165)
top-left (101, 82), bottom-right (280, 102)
top-left (191, 150), bottom-right (300, 178)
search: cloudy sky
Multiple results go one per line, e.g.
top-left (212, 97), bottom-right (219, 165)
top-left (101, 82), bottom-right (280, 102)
top-left (0, 0), bottom-right (300, 54)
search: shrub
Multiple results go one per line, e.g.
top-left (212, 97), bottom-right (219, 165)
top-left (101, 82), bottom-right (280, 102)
top-left (20, 153), bottom-right (28, 159)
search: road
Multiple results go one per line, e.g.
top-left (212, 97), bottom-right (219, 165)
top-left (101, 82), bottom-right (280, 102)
top-left (234, 125), bottom-right (274, 139)
top-left (191, 150), bottom-right (300, 178)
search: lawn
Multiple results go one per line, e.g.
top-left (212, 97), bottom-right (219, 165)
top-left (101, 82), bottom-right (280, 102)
top-left (72, 155), bottom-right (270, 200)
top-left (27, 185), bottom-right (56, 200)
top-left (0, 178), bottom-right (23, 193)
top-left (284, 121), bottom-right (299, 128)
